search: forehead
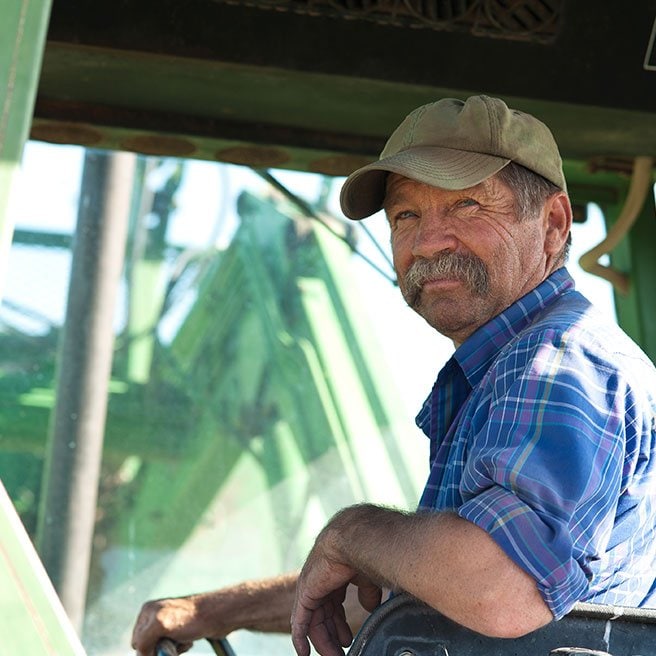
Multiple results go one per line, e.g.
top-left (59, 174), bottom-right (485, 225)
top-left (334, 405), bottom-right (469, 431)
top-left (385, 173), bottom-right (484, 199)
top-left (382, 173), bottom-right (517, 212)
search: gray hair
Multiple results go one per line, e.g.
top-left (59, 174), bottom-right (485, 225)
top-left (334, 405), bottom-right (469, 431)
top-left (495, 161), bottom-right (571, 262)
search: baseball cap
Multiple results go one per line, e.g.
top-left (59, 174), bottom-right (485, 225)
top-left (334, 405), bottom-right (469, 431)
top-left (339, 95), bottom-right (566, 220)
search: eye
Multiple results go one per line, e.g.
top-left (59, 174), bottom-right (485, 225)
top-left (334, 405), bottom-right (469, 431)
top-left (455, 197), bottom-right (479, 208)
top-left (386, 208), bottom-right (418, 229)
top-left (397, 210), bottom-right (419, 220)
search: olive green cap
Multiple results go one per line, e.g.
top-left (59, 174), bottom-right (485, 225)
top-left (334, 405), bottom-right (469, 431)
top-left (339, 95), bottom-right (566, 220)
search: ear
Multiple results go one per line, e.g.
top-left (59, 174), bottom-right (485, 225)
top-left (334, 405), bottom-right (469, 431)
top-left (543, 191), bottom-right (572, 257)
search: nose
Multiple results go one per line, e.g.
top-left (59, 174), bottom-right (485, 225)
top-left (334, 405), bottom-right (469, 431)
top-left (411, 211), bottom-right (459, 259)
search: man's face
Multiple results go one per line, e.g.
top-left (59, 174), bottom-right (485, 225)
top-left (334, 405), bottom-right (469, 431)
top-left (384, 173), bottom-right (553, 344)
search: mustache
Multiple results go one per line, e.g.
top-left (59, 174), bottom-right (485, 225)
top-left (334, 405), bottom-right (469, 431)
top-left (401, 252), bottom-right (490, 307)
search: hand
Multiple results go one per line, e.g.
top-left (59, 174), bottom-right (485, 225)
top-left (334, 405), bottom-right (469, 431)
top-left (290, 527), bottom-right (382, 656)
top-left (131, 597), bottom-right (200, 656)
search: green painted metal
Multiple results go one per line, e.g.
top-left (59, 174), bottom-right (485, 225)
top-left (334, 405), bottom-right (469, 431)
top-left (562, 158), bottom-right (656, 363)
top-left (95, 190), bottom-right (423, 618)
top-left (608, 186), bottom-right (656, 362)
top-left (560, 157), bottom-right (656, 361)
top-left (127, 261), bottom-right (167, 382)
top-left (31, 0), bottom-right (656, 172)
top-left (0, 481), bottom-right (86, 655)
top-left (0, 168), bottom-right (423, 646)
top-left (0, 382), bottom-right (194, 460)
top-left (125, 159), bottom-right (181, 383)
top-left (32, 42), bottom-right (656, 174)
top-left (0, 0), bottom-right (52, 300)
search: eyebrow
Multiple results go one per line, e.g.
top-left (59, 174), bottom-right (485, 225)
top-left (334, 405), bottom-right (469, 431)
top-left (382, 186), bottom-right (414, 209)
top-left (382, 197), bottom-right (406, 215)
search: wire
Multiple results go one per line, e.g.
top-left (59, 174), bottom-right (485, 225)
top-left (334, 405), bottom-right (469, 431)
top-left (358, 221), bottom-right (396, 274)
top-left (255, 169), bottom-right (398, 285)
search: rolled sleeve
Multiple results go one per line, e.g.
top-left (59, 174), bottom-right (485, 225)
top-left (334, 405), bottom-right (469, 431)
top-left (458, 485), bottom-right (590, 619)
top-left (418, 271), bottom-right (656, 613)
top-left (456, 330), bottom-right (626, 618)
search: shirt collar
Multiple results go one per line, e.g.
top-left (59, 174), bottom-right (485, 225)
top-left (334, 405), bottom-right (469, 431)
top-left (452, 267), bottom-right (575, 388)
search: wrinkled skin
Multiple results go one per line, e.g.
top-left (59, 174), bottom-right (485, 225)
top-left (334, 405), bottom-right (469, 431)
top-left (385, 174), bottom-right (571, 344)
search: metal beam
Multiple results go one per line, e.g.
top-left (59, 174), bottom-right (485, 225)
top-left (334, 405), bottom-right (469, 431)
top-left (42, 0), bottom-right (656, 114)
top-left (30, 0), bottom-right (656, 172)
top-left (0, 481), bottom-right (86, 655)
top-left (36, 150), bottom-right (134, 632)
top-left (0, 0), bottom-right (52, 301)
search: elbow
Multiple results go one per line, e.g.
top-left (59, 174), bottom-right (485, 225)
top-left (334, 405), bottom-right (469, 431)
top-left (481, 614), bottom-right (552, 639)
top-left (465, 596), bottom-right (554, 639)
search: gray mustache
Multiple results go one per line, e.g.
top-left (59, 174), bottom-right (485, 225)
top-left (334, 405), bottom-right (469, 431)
top-left (402, 252), bottom-right (489, 306)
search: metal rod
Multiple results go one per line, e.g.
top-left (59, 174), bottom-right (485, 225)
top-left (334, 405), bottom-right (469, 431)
top-left (36, 149), bottom-right (135, 632)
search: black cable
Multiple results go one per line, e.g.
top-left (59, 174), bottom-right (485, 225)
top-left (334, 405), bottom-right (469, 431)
top-left (255, 169), bottom-right (397, 286)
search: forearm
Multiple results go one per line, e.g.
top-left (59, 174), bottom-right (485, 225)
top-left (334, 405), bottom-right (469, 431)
top-left (132, 573), bottom-right (299, 656)
top-left (323, 504), bottom-right (553, 637)
top-left (193, 574), bottom-right (299, 635)
top-left (195, 575), bottom-right (371, 635)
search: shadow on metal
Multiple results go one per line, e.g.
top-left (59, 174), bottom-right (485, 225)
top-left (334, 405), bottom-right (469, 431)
top-left (348, 593), bottom-right (656, 656)
top-left (155, 593), bottom-right (656, 656)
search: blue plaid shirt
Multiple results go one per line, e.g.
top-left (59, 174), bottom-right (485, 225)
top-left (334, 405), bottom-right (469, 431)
top-left (416, 268), bottom-right (656, 619)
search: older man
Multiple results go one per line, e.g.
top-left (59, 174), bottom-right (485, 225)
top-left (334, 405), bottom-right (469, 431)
top-left (132, 96), bottom-right (656, 656)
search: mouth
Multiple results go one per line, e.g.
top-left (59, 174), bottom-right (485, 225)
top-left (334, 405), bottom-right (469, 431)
top-left (417, 275), bottom-right (469, 297)
top-left (402, 253), bottom-right (490, 308)
top-left (422, 277), bottom-right (463, 289)
top-left (406, 277), bottom-right (464, 308)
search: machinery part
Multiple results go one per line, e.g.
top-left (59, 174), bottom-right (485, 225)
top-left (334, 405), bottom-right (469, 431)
top-left (578, 155), bottom-right (654, 294)
top-left (347, 593), bottom-right (656, 656)
top-left (156, 637), bottom-right (237, 656)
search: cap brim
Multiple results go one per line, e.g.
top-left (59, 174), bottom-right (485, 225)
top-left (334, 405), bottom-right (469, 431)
top-left (339, 147), bottom-right (510, 220)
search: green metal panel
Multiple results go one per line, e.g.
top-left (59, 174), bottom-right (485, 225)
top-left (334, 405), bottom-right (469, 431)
top-left (32, 0), bottom-right (656, 171)
top-left (92, 189), bottom-right (424, 616)
top-left (609, 189), bottom-right (656, 362)
top-left (0, 0), bottom-right (52, 300)
top-left (0, 481), bottom-right (86, 655)
top-left (563, 158), bottom-right (656, 363)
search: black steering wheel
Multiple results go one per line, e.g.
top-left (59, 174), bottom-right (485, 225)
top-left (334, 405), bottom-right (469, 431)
top-left (156, 637), bottom-right (236, 656)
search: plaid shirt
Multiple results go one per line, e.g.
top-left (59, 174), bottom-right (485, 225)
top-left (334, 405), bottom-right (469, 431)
top-left (416, 268), bottom-right (656, 619)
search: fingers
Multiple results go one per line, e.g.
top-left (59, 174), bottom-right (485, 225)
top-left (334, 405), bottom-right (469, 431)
top-left (291, 599), bottom-right (351, 656)
top-left (132, 600), bottom-right (165, 656)
top-left (291, 621), bottom-right (311, 656)
top-left (133, 639), bottom-right (194, 656)
top-left (355, 580), bottom-right (382, 613)
top-left (152, 640), bottom-right (193, 656)
top-left (155, 639), bottom-right (179, 656)
top-left (332, 599), bottom-right (354, 647)
top-left (131, 597), bottom-right (199, 656)
top-left (291, 524), bottom-right (368, 656)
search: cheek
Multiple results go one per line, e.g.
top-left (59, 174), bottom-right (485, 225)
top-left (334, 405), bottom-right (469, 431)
top-left (491, 234), bottom-right (541, 289)
top-left (515, 230), bottom-right (544, 266)
top-left (480, 235), bottom-right (522, 282)
top-left (390, 234), bottom-right (414, 273)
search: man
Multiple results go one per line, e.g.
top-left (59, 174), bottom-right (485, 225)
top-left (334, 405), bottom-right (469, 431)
top-left (132, 95), bottom-right (656, 656)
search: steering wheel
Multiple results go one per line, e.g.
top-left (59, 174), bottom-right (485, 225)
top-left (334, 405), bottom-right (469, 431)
top-left (207, 638), bottom-right (237, 656)
top-left (156, 637), bottom-right (236, 656)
